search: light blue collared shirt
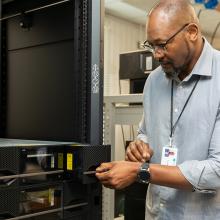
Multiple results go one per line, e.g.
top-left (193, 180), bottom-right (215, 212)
top-left (137, 39), bottom-right (220, 220)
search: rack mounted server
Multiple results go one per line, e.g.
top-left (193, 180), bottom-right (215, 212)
top-left (0, 139), bottom-right (110, 220)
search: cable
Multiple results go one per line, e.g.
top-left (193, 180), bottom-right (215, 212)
top-left (131, 125), bottom-right (135, 140)
top-left (119, 80), bottom-right (126, 148)
top-left (118, 79), bottom-right (122, 94)
top-left (197, 8), bottom-right (205, 19)
top-left (210, 21), bottom-right (220, 46)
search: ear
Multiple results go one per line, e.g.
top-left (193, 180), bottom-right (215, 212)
top-left (186, 23), bottom-right (199, 41)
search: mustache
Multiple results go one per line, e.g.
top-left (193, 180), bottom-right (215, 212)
top-left (159, 60), bottom-right (172, 66)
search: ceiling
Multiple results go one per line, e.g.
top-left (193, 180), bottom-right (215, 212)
top-left (105, 0), bottom-right (220, 39)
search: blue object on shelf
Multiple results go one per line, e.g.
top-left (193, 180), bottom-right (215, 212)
top-left (195, 0), bottom-right (204, 3)
top-left (204, 0), bottom-right (219, 9)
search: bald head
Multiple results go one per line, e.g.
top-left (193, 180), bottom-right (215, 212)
top-left (149, 0), bottom-right (199, 29)
top-left (146, 0), bottom-right (204, 81)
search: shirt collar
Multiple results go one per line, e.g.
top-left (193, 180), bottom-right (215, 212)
top-left (186, 37), bottom-right (213, 79)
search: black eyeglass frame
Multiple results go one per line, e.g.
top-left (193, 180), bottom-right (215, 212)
top-left (143, 23), bottom-right (189, 53)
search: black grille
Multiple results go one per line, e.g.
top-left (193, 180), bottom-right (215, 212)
top-left (82, 145), bottom-right (110, 184)
top-left (0, 147), bottom-right (20, 174)
top-left (0, 188), bottom-right (19, 217)
top-left (82, 145), bottom-right (110, 169)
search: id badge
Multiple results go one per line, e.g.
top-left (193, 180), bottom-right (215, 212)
top-left (161, 146), bottom-right (178, 166)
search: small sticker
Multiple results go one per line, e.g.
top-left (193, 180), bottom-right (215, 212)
top-left (58, 153), bottom-right (63, 169)
top-left (67, 153), bottom-right (73, 170)
top-left (51, 156), bottom-right (55, 168)
top-left (92, 64), bottom-right (99, 94)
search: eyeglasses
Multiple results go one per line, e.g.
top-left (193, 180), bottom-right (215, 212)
top-left (142, 23), bottom-right (189, 54)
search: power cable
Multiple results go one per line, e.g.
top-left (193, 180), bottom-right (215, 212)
top-left (119, 80), bottom-right (126, 148)
top-left (210, 21), bottom-right (220, 46)
top-left (197, 8), bottom-right (205, 19)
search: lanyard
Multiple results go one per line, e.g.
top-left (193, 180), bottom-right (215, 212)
top-left (169, 76), bottom-right (200, 146)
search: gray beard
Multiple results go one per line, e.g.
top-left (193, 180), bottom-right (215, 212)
top-left (164, 70), bottom-right (181, 83)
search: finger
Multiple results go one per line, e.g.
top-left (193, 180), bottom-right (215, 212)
top-left (135, 141), bottom-right (154, 161)
top-left (96, 162), bottom-right (112, 172)
top-left (141, 143), bottom-right (153, 161)
top-left (137, 142), bottom-right (150, 160)
top-left (125, 155), bottom-right (129, 161)
top-left (127, 142), bottom-right (141, 160)
top-left (96, 174), bottom-right (107, 182)
top-left (126, 142), bottom-right (143, 162)
top-left (95, 170), bottom-right (110, 181)
top-left (126, 147), bottom-right (139, 162)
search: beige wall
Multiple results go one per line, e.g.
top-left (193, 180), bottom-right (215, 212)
top-left (104, 14), bottom-right (145, 156)
top-left (104, 14), bottom-right (146, 96)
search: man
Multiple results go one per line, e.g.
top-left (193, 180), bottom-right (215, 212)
top-left (96, 0), bottom-right (220, 219)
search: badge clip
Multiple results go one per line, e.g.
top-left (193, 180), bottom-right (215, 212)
top-left (169, 136), bottom-right (173, 148)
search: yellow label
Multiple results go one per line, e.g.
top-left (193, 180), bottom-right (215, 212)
top-left (58, 153), bottom-right (63, 169)
top-left (67, 153), bottom-right (73, 170)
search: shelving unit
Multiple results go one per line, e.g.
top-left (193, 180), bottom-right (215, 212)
top-left (103, 94), bottom-right (143, 220)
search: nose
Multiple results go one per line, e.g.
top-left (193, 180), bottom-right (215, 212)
top-left (153, 49), bottom-right (165, 61)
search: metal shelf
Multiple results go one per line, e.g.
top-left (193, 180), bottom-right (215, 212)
top-left (103, 94), bottom-right (143, 220)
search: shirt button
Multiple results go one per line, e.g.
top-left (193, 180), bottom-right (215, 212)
top-left (174, 108), bottom-right (178, 113)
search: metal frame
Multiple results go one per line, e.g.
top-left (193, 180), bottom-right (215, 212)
top-left (103, 94), bottom-right (143, 220)
top-left (87, 0), bottom-right (104, 145)
top-left (0, 0), bottom-right (103, 145)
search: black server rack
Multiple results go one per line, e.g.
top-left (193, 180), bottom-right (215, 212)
top-left (0, 0), bottom-right (103, 145)
top-left (0, 0), bottom-right (106, 219)
top-left (0, 139), bottom-right (110, 219)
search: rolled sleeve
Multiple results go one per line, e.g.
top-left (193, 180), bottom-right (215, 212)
top-left (178, 106), bottom-right (220, 190)
top-left (137, 114), bottom-right (148, 143)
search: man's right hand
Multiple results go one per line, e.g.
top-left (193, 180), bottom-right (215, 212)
top-left (125, 140), bottom-right (153, 162)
